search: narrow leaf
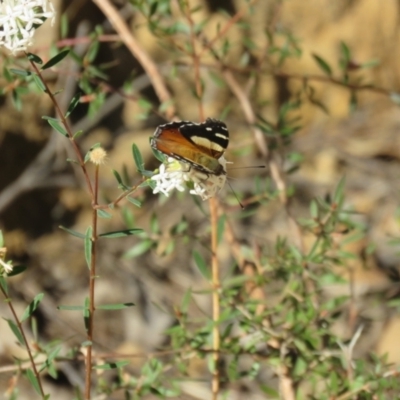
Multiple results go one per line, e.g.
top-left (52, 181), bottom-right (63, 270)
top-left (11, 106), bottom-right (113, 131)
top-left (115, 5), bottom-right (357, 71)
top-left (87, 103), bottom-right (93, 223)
top-left (6, 319), bottom-right (25, 345)
top-left (65, 92), bottom-right (81, 118)
top-left (99, 229), bottom-right (143, 238)
top-left (57, 305), bottom-right (85, 311)
top-left (0, 276), bottom-right (8, 294)
top-left (25, 368), bottom-right (41, 394)
top-left (97, 209), bottom-right (112, 219)
top-left (10, 68), bottom-right (31, 77)
top-left (96, 303), bottom-right (135, 310)
top-left (151, 146), bottom-right (166, 163)
top-left (123, 240), bottom-right (153, 259)
top-left (193, 251), bottom-right (210, 280)
top-left (41, 49), bottom-right (70, 70)
top-left (83, 297), bottom-right (90, 332)
top-left (59, 226), bottom-right (85, 239)
top-left (21, 293), bottom-right (44, 322)
top-left (6, 264), bottom-right (26, 277)
top-left (312, 53), bottom-right (332, 76)
top-left (26, 52), bottom-right (43, 64)
top-left (84, 227), bottom-right (92, 269)
top-left (43, 117), bottom-right (68, 136)
top-left (340, 41), bottom-right (351, 65)
top-left (132, 144), bottom-right (145, 172)
top-left (112, 169), bottom-right (125, 187)
top-left (127, 196), bottom-right (142, 208)
top-left (60, 13), bottom-right (68, 38)
top-left (73, 130), bottom-right (84, 139)
top-left (32, 74), bottom-right (46, 92)
top-left (181, 288), bottom-right (192, 314)
top-left (333, 176), bottom-right (346, 205)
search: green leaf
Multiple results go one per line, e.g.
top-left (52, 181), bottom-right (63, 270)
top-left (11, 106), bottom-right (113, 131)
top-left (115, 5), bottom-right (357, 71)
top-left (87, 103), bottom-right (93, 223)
top-left (26, 53), bottom-right (43, 64)
top-left (151, 146), bottom-right (166, 163)
top-left (32, 73), bottom-right (46, 92)
top-left (124, 240), bottom-right (153, 259)
top-left (97, 209), bottom-right (112, 219)
top-left (333, 176), bottom-right (346, 208)
top-left (59, 226), bottom-right (85, 239)
top-left (99, 229), bottom-right (143, 238)
top-left (127, 196), bottom-right (142, 208)
top-left (84, 227), bottom-right (92, 269)
top-left (340, 41), bottom-right (351, 66)
top-left (41, 49), bottom-right (70, 70)
top-left (65, 92), bottom-right (81, 118)
top-left (21, 293), bottom-right (44, 322)
top-left (60, 13), bottom-right (69, 38)
top-left (150, 213), bottom-right (159, 234)
top-left (93, 361), bottom-right (130, 370)
top-left (0, 230), bottom-right (3, 247)
top-left (25, 368), bottom-right (41, 395)
top-left (10, 68), bottom-right (31, 77)
top-left (83, 297), bottom-right (90, 332)
top-left (181, 288), bottom-right (192, 314)
top-left (42, 116), bottom-right (68, 136)
top-left (0, 276), bottom-right (8, 294)
top-left (309, 200), bottom-right (318, 218)
top-left (132, 144), bottom-right (145, 172)
top-left (193, 251), bottom-right (210, 280)
top-left (312, 53), bottom-right (332, 76)
top-left (6, 319), bottom-right (25, 345)
top-left (112, 169), bottom-right (128, 189)
top-left (96, 303), bottom-right (135, 310)
top-left (73, 130), bottom-right (84, 139)
top-left (86, 41), bottom-right (99, 64)
top-left (57, 305), bottom-right (86, 311)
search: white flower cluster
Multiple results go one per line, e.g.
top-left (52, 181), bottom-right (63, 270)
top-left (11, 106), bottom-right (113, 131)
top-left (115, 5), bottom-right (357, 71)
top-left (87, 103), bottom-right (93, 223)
top-left (0, 247), bottom-right (13, 275)
top-left (151, 157), bottom-right (227, 201)
top-left (0, 0), bottom-right (55, 54)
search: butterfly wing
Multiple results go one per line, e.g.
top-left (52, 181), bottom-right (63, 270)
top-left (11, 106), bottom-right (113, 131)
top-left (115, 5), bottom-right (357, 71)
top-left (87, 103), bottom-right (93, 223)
top-left (151, 119), bottom-right (229, 175)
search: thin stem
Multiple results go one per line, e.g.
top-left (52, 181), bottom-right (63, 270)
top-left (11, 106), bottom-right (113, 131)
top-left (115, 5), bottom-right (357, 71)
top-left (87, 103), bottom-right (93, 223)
top-left (27, 55), bottom-right (101, 399)
top-left (182, 3), bottom-right (220, 396)
top-left (222, 69), bottom-right (304, 252)
top-left (27, 57), bottom-right (94, 198)
top-left (183, 0), bottom-right (204, 120)
top-left (92, 0), bottom-right (176, 120)
top-left (0, 285), bottom-right (46, 398)
top-left (198, 0), bottom-right (259, 58)
top-left (85, 165), bottom-right (99, 399)
top-left (209, 197), bottom-right (221, 400)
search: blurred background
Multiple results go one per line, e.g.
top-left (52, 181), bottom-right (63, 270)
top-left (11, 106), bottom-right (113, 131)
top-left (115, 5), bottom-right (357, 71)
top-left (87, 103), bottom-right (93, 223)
top-left (1, 0), bottom-right (400, 398)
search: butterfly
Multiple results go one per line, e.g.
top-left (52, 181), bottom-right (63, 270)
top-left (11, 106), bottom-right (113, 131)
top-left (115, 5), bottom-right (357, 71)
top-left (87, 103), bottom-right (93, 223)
top-left (150, 118), bottom-right (229, 176)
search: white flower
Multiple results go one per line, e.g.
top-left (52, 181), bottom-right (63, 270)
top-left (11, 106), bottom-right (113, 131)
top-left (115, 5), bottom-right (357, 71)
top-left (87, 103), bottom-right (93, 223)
top-left (151, 157), bottom-right (228, 201)
top-left (0, 0), bottom-right (56, 54)
top-left (0, 256), bottom-right (13, 274)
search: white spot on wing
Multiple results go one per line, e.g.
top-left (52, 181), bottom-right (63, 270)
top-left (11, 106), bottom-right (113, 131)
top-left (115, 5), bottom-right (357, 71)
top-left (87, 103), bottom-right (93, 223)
top-left (206, 127), bottom-right (213, 131)
top-left (192, 136), bottom-right (224, 152)
top-left (215, 133), bottom-right (228, 140)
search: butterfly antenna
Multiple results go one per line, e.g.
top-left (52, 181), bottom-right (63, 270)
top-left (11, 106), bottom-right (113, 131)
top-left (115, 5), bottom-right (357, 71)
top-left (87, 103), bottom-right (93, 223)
top-left (228, 165), bottom-right (266, 170)
top-left (226, 179), bottom-right (245, 209)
